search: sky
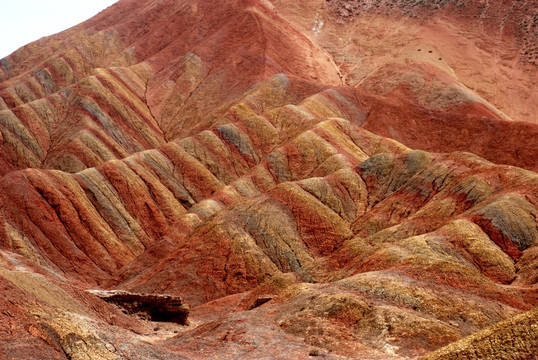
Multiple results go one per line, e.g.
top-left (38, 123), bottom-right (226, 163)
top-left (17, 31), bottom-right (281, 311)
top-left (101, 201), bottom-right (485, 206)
top-left (0, 0), bottom-right (118, 59)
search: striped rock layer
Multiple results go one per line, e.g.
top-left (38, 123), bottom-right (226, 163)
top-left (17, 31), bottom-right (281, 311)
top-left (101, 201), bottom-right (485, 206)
top-left (0, 1), bottom-right (537, 359)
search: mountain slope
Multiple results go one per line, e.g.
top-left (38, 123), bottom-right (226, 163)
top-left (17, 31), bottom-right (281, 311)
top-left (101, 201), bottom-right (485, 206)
top-left (0, 0), bottom-right (537, 359)
top-left (0, 0), bottom-right (339, 175)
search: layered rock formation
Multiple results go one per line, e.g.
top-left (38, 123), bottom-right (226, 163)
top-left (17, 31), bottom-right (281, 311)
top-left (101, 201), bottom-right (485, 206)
top-left (0, 0), bottom-right (536, 359)
top-left (90, 290), bottom-right (189, 324)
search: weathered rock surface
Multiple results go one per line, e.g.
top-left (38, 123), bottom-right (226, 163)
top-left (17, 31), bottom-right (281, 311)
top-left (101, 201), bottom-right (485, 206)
top-left (90, 289), bottom-right (189, 324)
top-left (419, 307), bottom-right (538, 360)
top-left (0, 0), bottom-right (537, 359)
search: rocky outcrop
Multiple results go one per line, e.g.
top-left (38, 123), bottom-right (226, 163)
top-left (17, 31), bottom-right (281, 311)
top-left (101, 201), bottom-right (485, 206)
top-left (90, 290), bottom-right (189, 324)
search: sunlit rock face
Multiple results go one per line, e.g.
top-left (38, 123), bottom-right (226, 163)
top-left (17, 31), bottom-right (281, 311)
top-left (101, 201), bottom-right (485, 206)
top-left (0, 1), bottom-right (536, 359)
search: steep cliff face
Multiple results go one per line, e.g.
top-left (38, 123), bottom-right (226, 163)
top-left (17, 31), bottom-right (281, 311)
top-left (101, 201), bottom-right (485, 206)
top-left (0, 1), bottom-right (537, 359)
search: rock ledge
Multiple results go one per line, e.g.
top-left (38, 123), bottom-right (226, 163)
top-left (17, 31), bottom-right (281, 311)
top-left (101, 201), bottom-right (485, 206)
top-left (89, 290), bottom-right (189, 325)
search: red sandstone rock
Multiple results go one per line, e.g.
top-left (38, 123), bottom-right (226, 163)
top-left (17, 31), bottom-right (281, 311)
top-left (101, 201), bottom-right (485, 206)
top-left (0, 0), bottom-right (537, 359)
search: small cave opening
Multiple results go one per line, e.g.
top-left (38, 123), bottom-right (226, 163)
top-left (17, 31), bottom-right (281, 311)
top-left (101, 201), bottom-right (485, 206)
top-left (90, 290), bottom-right (190, 325)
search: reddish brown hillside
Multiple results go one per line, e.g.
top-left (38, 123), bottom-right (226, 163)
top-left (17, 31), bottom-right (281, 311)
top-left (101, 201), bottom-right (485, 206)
top-left (270, 0), bottom-right (538, 170)
top-left (0, 0), bottom-right (339, 175)
top-left (0, 1), bottom-right (537, 359)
